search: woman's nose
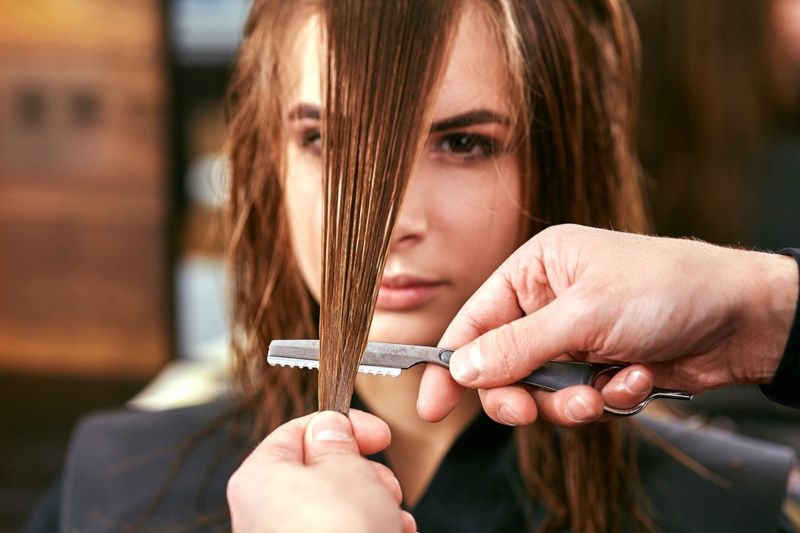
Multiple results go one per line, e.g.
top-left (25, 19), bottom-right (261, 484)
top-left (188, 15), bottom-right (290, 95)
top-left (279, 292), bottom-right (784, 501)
top-left (390, 176), bottom-right (430, 249)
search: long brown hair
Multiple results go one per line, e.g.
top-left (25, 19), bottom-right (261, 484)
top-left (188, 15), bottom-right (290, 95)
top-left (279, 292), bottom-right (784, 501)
top-left (318, 0), bottom-right (459, 413)
top-left (226, 0), bottom-right (651, 531)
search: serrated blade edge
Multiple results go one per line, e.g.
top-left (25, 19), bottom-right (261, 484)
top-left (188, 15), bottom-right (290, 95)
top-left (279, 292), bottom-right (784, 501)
top-left (268, 355), bottom-right (401, 377)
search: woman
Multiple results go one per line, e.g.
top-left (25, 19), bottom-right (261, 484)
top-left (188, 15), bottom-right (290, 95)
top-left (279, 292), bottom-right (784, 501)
top-left (30, 0), bottom-right (795, 531)
top-left (229, 0), bottom-right (648, 529)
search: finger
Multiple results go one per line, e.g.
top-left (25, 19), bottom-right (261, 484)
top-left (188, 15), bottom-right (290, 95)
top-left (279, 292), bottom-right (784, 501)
top-left (253, 412), bottom-right (317, 464)
top-left (303, 411), bottom-right (360, 464)
top-left (401, 511), bottom-right (417, 533)
top-left (600, 365), bottom-right (654, 409)
top-left (227, 413), bottom-right (316, 512)
top-left (530, 386), bottom-right (605, 426)
top-left (367, 461), bottom-right (417, 533)
top-left (417, 365), bottom-right (466, 422)
top-left (438, 269), bottom-right (529, 351)
top-left (427, 265), bottom-right (531, 421)
top-left (477, 385), bottom-right (538, 426)
top-left (348, 409), bottom-right (392, 456)
top-left (363, 461), bottom-right (402, 504)
top-left (447, 296), bottom-right (594, 388)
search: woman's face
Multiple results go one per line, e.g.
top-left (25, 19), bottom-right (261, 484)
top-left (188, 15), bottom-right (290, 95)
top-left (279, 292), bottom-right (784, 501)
top-left (284, 7), bottom-right (521, 346)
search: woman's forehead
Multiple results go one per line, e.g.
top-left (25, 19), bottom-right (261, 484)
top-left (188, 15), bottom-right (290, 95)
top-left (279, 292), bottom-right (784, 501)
top-left (435, 6), bottom-right (511, 120)
top-left (284, 5), bottom-right (510, 118)
top-left (284, 15), bottom-right (323, 108)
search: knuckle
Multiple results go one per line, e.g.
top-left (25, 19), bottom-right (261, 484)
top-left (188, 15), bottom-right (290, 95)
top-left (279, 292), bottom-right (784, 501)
top-left (485, 323), bottom-right (524, 372)
top-left (226, 469), bottom-right (245, 502)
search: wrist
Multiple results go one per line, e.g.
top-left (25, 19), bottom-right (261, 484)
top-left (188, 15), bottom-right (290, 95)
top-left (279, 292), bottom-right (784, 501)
top-left (761, 248), bottom-right (800, 408)
top-left (733, 249), bottom-right (798, 384)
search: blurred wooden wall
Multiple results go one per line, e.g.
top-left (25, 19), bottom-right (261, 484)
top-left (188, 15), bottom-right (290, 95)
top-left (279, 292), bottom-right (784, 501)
top-left (0, 0), bottom-right (172, 378)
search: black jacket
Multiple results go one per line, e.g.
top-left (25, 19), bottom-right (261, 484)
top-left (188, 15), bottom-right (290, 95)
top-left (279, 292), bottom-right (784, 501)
top-left (27, 400), bottom-right (797, 532)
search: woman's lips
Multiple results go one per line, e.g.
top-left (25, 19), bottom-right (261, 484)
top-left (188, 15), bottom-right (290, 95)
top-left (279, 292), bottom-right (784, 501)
top-left (376, 275), bottom-right (444, 311)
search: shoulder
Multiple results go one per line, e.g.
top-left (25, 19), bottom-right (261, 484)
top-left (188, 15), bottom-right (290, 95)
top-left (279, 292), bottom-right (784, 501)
top-left (61, 401), bottom-right (243, 532)
top-left (637, 415), bottom-right (797, 533)
top-left (68, 400), bottom-right (235, 451)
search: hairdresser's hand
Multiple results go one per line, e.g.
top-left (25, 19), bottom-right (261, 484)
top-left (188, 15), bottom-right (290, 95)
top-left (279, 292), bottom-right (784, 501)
top-left (228, 410), bottom-right (415, 533)
top-left (418, 224), bottom-right (798, 426)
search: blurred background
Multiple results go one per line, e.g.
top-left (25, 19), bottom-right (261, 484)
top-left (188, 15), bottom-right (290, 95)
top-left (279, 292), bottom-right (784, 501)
top-left (0, 0), bottom-right (799, 530)
top-left (0, 0), bottom-right (247, 529)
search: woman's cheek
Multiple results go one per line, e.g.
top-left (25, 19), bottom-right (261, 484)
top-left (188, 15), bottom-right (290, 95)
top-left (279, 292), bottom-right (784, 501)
top-left (284, 161), bottom-right (324, 300)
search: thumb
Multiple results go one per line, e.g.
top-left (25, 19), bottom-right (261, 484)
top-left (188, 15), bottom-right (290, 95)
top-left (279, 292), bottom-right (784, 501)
top-left (448, 296), bottom-right (584, 388)
top-left (303, 411), bottom-right (360, 465)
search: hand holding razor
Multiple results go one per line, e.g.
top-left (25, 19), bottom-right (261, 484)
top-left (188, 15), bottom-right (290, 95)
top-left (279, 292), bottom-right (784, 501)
top-left (267, 340), bottom-right (692, 416)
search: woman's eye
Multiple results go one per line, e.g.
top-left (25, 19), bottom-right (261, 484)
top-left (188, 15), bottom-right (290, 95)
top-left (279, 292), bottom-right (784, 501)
top-left (300, 128), bottom-right (321, 152)
top-left (434, 133), bottom-right (498, 160)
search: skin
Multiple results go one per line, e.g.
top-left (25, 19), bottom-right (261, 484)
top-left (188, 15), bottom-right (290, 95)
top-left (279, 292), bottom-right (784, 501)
top-left (774, 0), bottom-right (800, 68)
top-left (282, 6), bottom-right (522, 506)
top-left (228, 410), bottom-right (416, 533)
top-left (417, 224), bottom-right (799, 427)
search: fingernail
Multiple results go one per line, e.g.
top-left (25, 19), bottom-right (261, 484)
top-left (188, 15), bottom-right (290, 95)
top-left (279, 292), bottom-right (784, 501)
top-left (311, 411), bottom-right (354, 441)
top-left (451, 343), bottom-right (480, 383)
top-left (625, 371), bottom-right (653, 395)
top-left (565, 395), bottom-right (596, 423)
top-left (497, 404), bottom-right (521, 426)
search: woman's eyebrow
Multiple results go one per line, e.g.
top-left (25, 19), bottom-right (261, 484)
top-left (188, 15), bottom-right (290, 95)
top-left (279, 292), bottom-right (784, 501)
top-left (430, 110), bottom-right (511, 133)
top-left (287, 103), bottom-right (320, 120)
top-left (287, 105), bottom-right (510, 131)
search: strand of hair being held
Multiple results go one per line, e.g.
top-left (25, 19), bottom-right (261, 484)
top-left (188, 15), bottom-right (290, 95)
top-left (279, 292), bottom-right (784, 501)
top-left (318, 0), bottom-right (459, 413)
